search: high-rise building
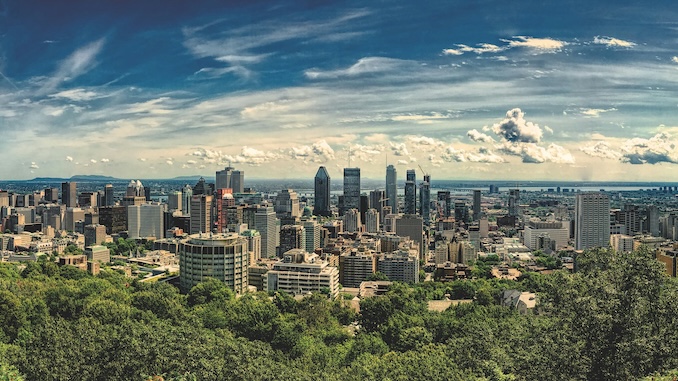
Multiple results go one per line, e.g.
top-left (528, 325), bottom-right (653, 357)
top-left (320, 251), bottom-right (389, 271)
top-left (216, 167), bottom-right (234, 190)
top-left (420, 175), bottom-right (431, 225)
top-left (404, 169), bottom-right (416, 215)
top-left (61, 182), bottom-right (77, 207)
top-left (396, 214), bottom-right (425, 259)
top-left (104, 184), bottom-right (115, 206)
top-left (508, 189), bottom-right (520, 217)
top-left (127, 203), bottom-right (165, 239)
top-left (242, 229), bottom-right (262, 264)
top-left (84, 224), bottom-right (107, 247)
top-left (365, 208), bottom-right (379, 233)
top-left (190, 194), bottom-right (213, 234)
top-left (302, 219), bottom-right (321, 254)
top-left (182, 185), bottom-right (193, 215)
top-left (192, 177), bottom-right (213, 196)
top-left (168, 191), bottom-right (182, 212)
top-left (279, 225), bottom-right (305, 255)
top-left (377, 250), bottom-right (419, 283)
top-left (264, 250), bottom-right (340, 298)
top-left (126, 180), bottom-right (145, 197)
top-left (647, 205), bottom-right (659, 237)
top-left (386, 165), bottom-right (397, 213)
top-left (99, 206), bottom-right (127, 234)
top-left (523, 221), bottom-right (570, 251)
top-left (314, 166), bottom-right (331, 217)
top-left (254, 206), bottom-right (277, 259)
top-left (44, 188), bottom-right (59, 203)
top-left (342, 168), bottom-right (361, 214)
top-left (437, 191), bottom-right (452, 218)
top-left (343, 208), bottom-right (361, 233)
top-left (575, 193), bottom-right (610, 250)
top-left (473, 190), bottom-right (481, 221)
top-left (231, 170), bottom-right (245, 193)
top-left (275, 189), bottom-right (300, 218)
top-left (179, 233), bottom-right (249, 293)
top-left (339, 250), bottom-right (377, 287)
top-left (369, 189), bottom-right (385, 221)
top-left (215, 189), bottom-right (235, 233)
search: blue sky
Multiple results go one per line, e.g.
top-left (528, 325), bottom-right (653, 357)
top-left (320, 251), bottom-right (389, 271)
top-left (2, 0), bottom-right (678, 181)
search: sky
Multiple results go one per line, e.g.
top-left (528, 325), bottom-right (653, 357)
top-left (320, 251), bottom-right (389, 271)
top-left (2, 0), bottom-right (678, 181)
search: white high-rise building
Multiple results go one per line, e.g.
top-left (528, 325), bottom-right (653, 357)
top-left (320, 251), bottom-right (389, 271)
top-left (365, 208), bottom-right (379, 233)
top-left (343, 208), bottom-right (361, 233)
top-left (254, 206), bottom-right (277, 259)
top-left (128, 203), bottom-right (165, 239)
top-left (575, 193), bottom-right (610, 250)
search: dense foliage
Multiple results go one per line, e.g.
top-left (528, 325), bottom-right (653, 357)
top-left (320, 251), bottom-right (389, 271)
top-left (0, 247), bottom-right (677, 380)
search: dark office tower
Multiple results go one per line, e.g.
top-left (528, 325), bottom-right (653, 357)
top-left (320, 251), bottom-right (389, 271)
top-left (419, 175), bottom-right (431, 225)
top-left (575, 193), bottom-right (610, 250)
top-left (646, 205), bottom-right (659, 237)
top-left (216, 167), bottom-right (234, 190)
top-left (342, 168), bottom-right (361, 215)
top-left (385, 165), bottom-right (397, 212)
top-left (61, 182), bottom-right (77, 207)
top-left (404, 169), bottom-right (416, 215)
top-left (44, 188), bottom-right (59, 203)
top-left (473, 190), bottom-right (481, 220)
top-left (508, 189), bottom-right (520, 217)
top-left (437, 191), bottom-right (452, 218)
top-left (455, 201), bottom-right (469, 224)
top-left (104, 184), bottom-right (114, 206)
top-left (314, 166), bottom-right (331, 216)
top-left (369, 189), bottom-right (385, 220)
top-left (144, 186), bottom-right (151, 202)
top-left (360, 194), bottom-right (370, 224)
top-left (192, 177), bottom-right (211, 196)
top-left (231, 170), bottom-right (244, 193)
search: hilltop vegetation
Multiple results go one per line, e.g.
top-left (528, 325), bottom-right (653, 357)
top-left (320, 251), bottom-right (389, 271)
top-left (0, 247), bottom-right (677, 380)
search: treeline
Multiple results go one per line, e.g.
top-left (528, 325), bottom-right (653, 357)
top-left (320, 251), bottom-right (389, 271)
top-left (1, 247), bottom-right (678, 380)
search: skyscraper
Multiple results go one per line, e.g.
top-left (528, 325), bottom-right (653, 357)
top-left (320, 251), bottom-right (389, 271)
top-left (419, 174), bottom-right (431, 225)
top-left (404, 169), bottom-right (416, 215)
top-left (386, 165), bottom-right (397, 213)
top-left (231, 170), bottom-right (245, 193)
top-left (104, 184), bottom-right (114, 206)
top-left (473, 190), bottom-right (481, 221)
top-left (190, 194), bottom-right (213, 234)
top-left (216, 167), bottom-right (245, 193)
top-left (365, 208), bottom-right (379, 233)
top-left (314, 166), bottom-right (331, 216)
top-left (274, 189), bottom-right (300, 218)
top-left (216, 167), bottom-right (234, 190)
top-left (342, 168), bottom-right (360, 214)
top-left (575, 193), bottom-right (610, 250)
top-left (61, 182), bottom-right (77, 207)
top-left (508, 189), bottom-right (520, 217)
top-left (182, 185), bottom-right (193, 215)
top-left (254, 206), bottom-right (277, 258)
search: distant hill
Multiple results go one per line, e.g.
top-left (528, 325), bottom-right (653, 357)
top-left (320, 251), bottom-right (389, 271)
top-left (169, 175), bottom-right (213, 181)
top-left (70, 175), bottom-right (121, 182)
top-left (28, 177), bottom-right (67, 182)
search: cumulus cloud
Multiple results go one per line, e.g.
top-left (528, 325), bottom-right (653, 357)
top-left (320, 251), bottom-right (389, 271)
top-left (90, 159), bottom-right (97, 164)
top-left (290, 140), bottom-right (336, 162)
top-left (405, 135), bottom-right (445, 147)
top-left (497, 142), bottom-right (575, 164)
top-left (30, 162), bottom-right (39, 169)
top-left (593, 36), bottom-right (635, 48)
top-left (65, 156), bottom-right (74, 162)
top-left (397, 159), bottom-right (408, 165)
top-left (187, 159), bottom-right (197, 164)
top-left (580, 141), bottom-right (623, 160)
top-left (503, 36), bottom-right (566, 52)
top-left (166, 160), bottom-right (174, 165)
top-left (100, 158), bottom-right (110, 163)
top-left (442, 43), bottom-right (504, 56)
top-left (620, 133), bottom-right (678, 164)
top-left (441, 146), bottom-right (505, 163)
top-left (467, 129), bottom-right (495, 143)
top-left (390, 142), bottom-right (410, 156)
top-left (225, 146), bottom-right (281, 166)
top-left (351, 144), bottom-right (384, 162)
top-left (672, 56), bottom-right (678, 64)
top-left (491, 108), bottom-right (544, 143)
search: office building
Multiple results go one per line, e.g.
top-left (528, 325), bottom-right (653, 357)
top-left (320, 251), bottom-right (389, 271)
top-left (126, 180), bottom-right (144, 197)
top-left (44, 188), bottom-right (59, 203)
top-left (508, 189), bottom-right (520, 217)
top-left (523, 221), bottom-right (569, 251)
top-left (385, 165), bottom-right (398, 213)
top-left (610, 234), bottom-right (634, 253)
top-left (575, 193), bottom-right (610, 250)
top-left (128, 203), bottom-right (165, 239)
top-left (61, 182), bottom-right (77, 207)
top-left (455, 201), bottom-right (469, 224)
top-left (99, 206), bottom-right (127, 234)
top-left (231, 170), bottom-right (245, 193)
top-left (84, 224), bottom-right (107, 247)
top-left (404, 169), bottom-right (416, 215)
top-left (85, 245), bottom-right (110, 264)
top-left (265, 250), bottom-right (340, 298)
top-left (302, 219), bottom-right (321, 254)
top-left (104, 184), bottom-right (115, 206)
top-left (275, 189), bottom-right (300, 218)
top-left (342, 168), bottom-right (361, 214)
top-left (182, 185), bottom-right (193, 215)
top-left (242, 229), bottom-right (261, 264)
top-left (168, 191), bottom-right (182, 212)
top-left (647, 205), bottom-right (659, 237)
top-left (192, 177), bottom-right (213, 196)
top-left (216, 167), bottom-right (234, 190)
top-left (395, 214), bottom-right (424, 259)
top-left (254, 206), bottom-right (277, 259)
top-left (473, 190), bottom-right (481, 220)
top-left (314, 166), bottom-right (331, 216)
top-left (190, 194), bottom-right (213, 234)
top-left (179, 233), bottom-right (249, 293)
top-left (279, 225), bottom-right (305, 255)
top-left (420, 175), bottom-right (431, 224)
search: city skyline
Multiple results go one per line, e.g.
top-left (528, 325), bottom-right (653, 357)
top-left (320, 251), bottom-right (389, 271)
top-left (2, 1), bottom-right (678, 181)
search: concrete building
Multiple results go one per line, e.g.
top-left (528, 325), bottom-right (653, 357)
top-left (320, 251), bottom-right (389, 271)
top-left (182, 184), bottom-right (193, 215)
top-left (508, 189), bottom-right (520, 217)
top-left (104, 184), bottom-right (114, 206)
top-left (61, 182), bottom-right (77, 208)
top-left (179, 233), bottom-right (249, 293)
top-left (419, 175), bottom-right (431, 225)
top-left (275, 189), bottom-right (300, 218)
top-left (473, 190), bottom-right (481, 221)
top-left (385, 165), bottom-right (397, 213)
top-left (343, 208), bottom-right (361, 233)
top-left (339, 249), bottom-right (377, 287)
top-left (241, 229), bottom-right (261, 264)
top-left (168, 191), bottom-right (182, 212)
top-left (610, 234), bottom-right (634, 253)
top-left (395, 214), bottom-right (424, 259)
top-left (265, 249), bottom-right (340, 298)
top-left (128, 203), bottom-right (165, 239)
top-left (254, 206), bottom-right (277, 259)
top-left (575, 193), bottom-right (610, 250)
top-left (377, 249), bottom-right (419, 283)
top-left (523, 221), bottom-right (569, 251)
top-left (302, 219), bottom-right (321, 254)
top-left (279, 225), bottom-right (305, 256)
top-left (365, 208), bottom-right (379, 233)
top-left (190, 194), bottom-right (213, 234)
top-left (314, 166), bottom-right (331, 217)
top-left (84, 224), bottom-right (107, 247)
top-left (85, 245), bottom-right (110, 263)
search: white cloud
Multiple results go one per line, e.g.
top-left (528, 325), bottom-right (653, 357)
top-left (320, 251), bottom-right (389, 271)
top-left (90, 159), bottom-right (97, 164)
top-left (503, 36), bottom-right (567, 52)
top-left (390, 142), bottom-right (410, 156)
top-left (397, 159), bottom-right (408, 165)
top-left (580, 108), bottom-right (617, 118)
top-left (593, 36), bottom-right (636, 48)
top-left (30, 162), bottom-right (39, 169)
top-left (166, 160), bottom-right (174, 165)
top-left (65, 156), bottom-right (74, 162)
top-left (441, 146), bottom-right (505, 163)
top-left (442, 43), bottom-right (504, 56)
top-left (305, 57), bottom-right (411, 80)
top-left (49, 88), bottom-right (98, 101)
top-left (580, 141), bottom-right (622, 160)
top-left (620, 133), bottom-right (678, 164)
top-left (672, 56), bottom-right (678, 64)
top-left (392, 112), bottom-right (454, 123)
top-left (491, 108), bottom-right (544, 143)
top-left (467, 129), bottom-right (495, 143)
top-left (100, 158), bottom-right (110, 163)
top-left (43, 38), bottom-right (105, 91)
top-left (497, 142), bottom-right (575, 164)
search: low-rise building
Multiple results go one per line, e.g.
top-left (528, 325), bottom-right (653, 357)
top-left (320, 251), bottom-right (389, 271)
top-left (264, 249), bottom-right (339, 298)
